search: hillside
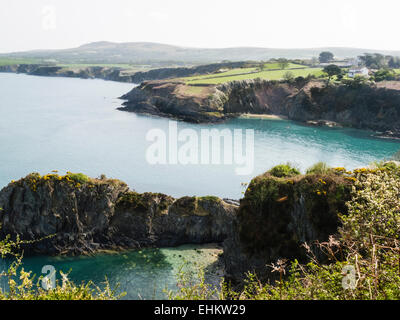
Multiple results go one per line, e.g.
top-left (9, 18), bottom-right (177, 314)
top-left (3, 41), bottom-right (400, 64)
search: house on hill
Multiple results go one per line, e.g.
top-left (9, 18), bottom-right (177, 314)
top-left (348, 67), bottom-right (369, 78)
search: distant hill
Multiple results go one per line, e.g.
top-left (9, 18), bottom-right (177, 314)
top-left (2, 41), bottom-right (400, 65)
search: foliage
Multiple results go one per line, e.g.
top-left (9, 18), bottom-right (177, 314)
top-left (65, 172), bottom-right (90, 184)
top-left (323, 64), bottom-right (342, 84)
top-left (306, 162), bottom-right (331, 175)
top-left (165, 265), bottom-right (221, 300)
top-left (359, 53), bottom-right (389, 69)
top-left (268, 164), bottom-right (300, 178)
top-left (277, 58), bottom-right (289, 70)
top-left (341, 76), bottom-right (369, 88)
top-left (372, 69), bottom-right (397, 82)
top-left (319, 52), bottom-right (334, 63)
top-left (283, 71), bottom-right (295, 82)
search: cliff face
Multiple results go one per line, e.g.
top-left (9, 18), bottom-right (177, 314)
top-left (223, 172), bottom-right (353, 282)
top-left (0, 173), bottom-right (237, 255)
top-left (119, 81), bottom-right (229, 123)
top-left (217, 80), bottom-right (300, 115)
top-left (287, 83), bottom-right (400, 136)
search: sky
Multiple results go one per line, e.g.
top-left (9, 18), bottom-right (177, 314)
top-left (1, 0), bottom-right (400, 53)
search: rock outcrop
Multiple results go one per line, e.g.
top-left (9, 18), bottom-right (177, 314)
top-left (223, 171), bottom-right (353, 283)
top-left (0, 173), bottom-right (237, 255)
top-left (119, 81), bottom-right (229, 123)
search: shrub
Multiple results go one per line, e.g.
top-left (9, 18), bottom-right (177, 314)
top-left (306, 162), bottom-right (331, 175)
top-left (268, 164), bottom-right (300, 178)
top-left (66, 173), bottom-right (90, 184)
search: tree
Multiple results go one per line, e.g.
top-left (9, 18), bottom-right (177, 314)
top-left (388, 57), bottom-right (400, 68)
top-left (372, 69), bottom-right (396, 82)
top-left (283, 71), bottom-right (295, 82)
top-left (319, 51), bottom-right (334, 63)
top-left (277, 58), bottom-right (289, 70)
top-left (323, 64), bottom-right (342, 85)
top-left (359, 53), bottom-right (388, 69)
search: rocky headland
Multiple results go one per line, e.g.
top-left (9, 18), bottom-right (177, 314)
top-left (0, 173), bottom-right (236, 256)
top-left (4, 62), bottom-right (400, 137)
top-left (120, 78), bottom-right (400, 137)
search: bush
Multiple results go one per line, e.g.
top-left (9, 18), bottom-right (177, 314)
top-left (306, 162), bottom-right (331, 175)
top-left (372, 69), bottom-right (397, 82)
top-left (269, 164), bottom-right (300, 178)
top-left (66, 173), bottom-right (90, 184)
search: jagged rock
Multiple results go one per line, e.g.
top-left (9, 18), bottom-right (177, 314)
top-left (0, 173), bottom-right (237, 255)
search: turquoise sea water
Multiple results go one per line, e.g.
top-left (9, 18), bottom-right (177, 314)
top-left (0, 72), bottom-right (400, 299)
top-left (0, 244), bottom-right (222, 300)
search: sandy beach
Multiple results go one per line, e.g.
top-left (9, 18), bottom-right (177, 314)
top-left (239, 113), bottom-right (288, 120)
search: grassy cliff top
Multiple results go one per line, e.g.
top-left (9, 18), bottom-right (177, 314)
top-left (174, 62), bottom-right (323, 85)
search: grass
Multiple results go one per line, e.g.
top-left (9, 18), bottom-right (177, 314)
top-left (56, 63), bottom-right (152, 72)
top-left (178, 63), bottom-right (323, 85)
top-left (173, 84), bottom-right (214, 98)
top-left (0, 57), bottom-right (40, 66)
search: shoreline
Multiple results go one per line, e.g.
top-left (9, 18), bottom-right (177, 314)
top-left (238, 113), bottom-right (288, 120)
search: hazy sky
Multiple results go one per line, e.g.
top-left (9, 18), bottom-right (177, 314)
top-left (1, 0), bottom-right (400, 53)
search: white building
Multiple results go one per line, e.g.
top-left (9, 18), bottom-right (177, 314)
top-left (348, 67), bottom-right (369, 78)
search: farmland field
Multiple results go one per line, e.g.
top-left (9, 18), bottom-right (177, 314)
top-left (180, 63), bottom-right (323, 85)
top-left (0, 57), bottom-right (40, 66)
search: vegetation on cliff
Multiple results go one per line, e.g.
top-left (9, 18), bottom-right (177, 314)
top-left (170, 163), bottom-right (400, 300)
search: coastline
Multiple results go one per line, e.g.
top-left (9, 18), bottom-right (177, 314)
top-left (238, 113), bottom-right (288, 120)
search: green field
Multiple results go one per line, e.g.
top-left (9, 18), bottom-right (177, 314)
top-left (0, 57), bottom-right (40, 66)
top-left (180, 63), bottom-right (322, 85)
top-left (57, 63), bottom-right (139, 68)
top-left (57, 63), bottom-right (153, 72)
